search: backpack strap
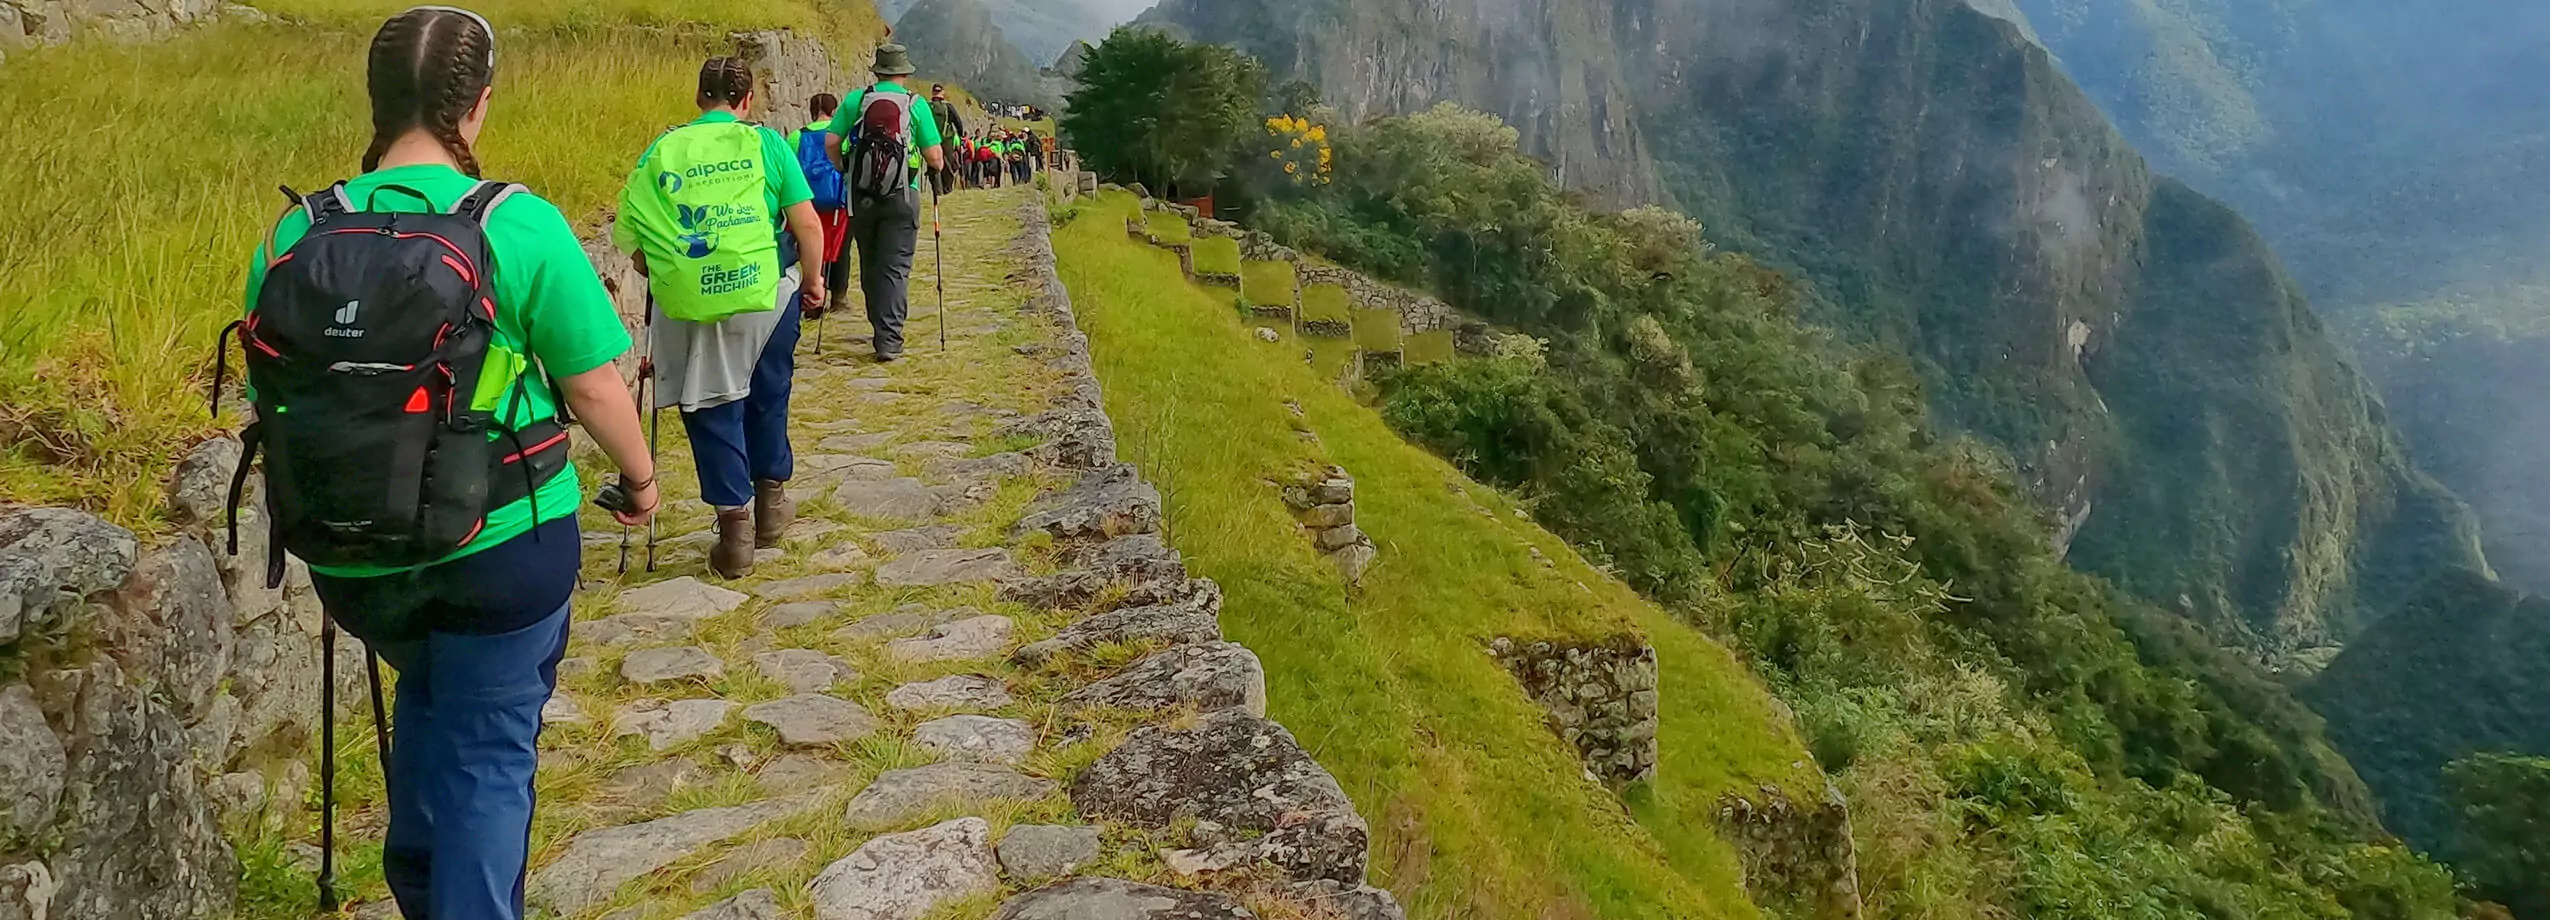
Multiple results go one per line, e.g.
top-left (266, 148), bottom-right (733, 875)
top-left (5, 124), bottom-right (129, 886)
top-left (303, 183), bottom-right (355, 225)
top-left (452, 180), bottom-right (525, 227)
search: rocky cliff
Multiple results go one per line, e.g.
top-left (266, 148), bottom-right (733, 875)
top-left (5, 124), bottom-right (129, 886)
top-left (1148, 0), bottom-right (2486, 654)
top-left (897, 0), bottom-right (1059, 109)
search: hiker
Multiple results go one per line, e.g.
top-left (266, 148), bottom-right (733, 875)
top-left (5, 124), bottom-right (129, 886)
top-left (976, 134), bottom-right (1000, 188)
top-left (1008, 132), bottom-right (1031, 186)
top-left (827, 43), bottom-right (947, 362)
top-left (236, 8), bottom-right (656, 918)
top-left (796, 93), bottom-right (851, 306)
top-left (615, 56), bottom-right (828, 578)
top-left (930, 83), bottom-right (967, 195)
top-left (1027, 129), bottom-right (1045, 174)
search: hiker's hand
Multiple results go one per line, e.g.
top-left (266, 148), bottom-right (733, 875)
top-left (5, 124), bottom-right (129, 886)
top-left (612, 479), bottom-right (659, 527)
top-left (801, 277), bottom-right (828, 316)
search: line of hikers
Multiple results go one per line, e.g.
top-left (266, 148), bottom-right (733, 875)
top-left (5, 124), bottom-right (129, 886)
top-left (214, 8), bottom-right (1022, 918)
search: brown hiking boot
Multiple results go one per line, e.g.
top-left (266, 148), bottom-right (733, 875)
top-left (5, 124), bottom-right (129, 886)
top-left (710, 507), bottom-right (756, 579)
top-left (754, 479), bottom-right (795, 547)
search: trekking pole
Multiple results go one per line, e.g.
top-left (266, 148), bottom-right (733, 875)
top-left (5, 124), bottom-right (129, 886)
top-left (367, 650), bottom-right (391, 763)
top-left (644, 298), bottom-right (663, 573)
top-left (317, 619), bottom-right (339, 912)
top-left (934, 182), bottom-right (946, 352)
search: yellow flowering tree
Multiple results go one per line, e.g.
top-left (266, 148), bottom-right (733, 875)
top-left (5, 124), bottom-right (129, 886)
top-left (1265, 114), bottom-right (1334, 186)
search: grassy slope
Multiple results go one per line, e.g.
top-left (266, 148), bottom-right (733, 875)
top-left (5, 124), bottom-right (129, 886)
top-left (1058, 192), bottom-right (1817, 920)
top-left (0, 0), bottom-right (881, 526)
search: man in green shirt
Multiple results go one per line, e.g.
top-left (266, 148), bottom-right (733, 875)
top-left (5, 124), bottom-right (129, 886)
top-left (826, 44), bottom-right (947, 361)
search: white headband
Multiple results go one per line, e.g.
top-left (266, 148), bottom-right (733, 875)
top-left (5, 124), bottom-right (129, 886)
top-left (408, 5), bottom-right (496, 71)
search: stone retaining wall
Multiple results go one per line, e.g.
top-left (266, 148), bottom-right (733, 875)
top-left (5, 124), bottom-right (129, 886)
top-left (1716, 784), bottom-right (1865, 920)
top-left (0, 0), bottom-right (242, 61)
top-left (0, 439), bottom-right (367, 920)
top-left (1011, 202), bottom-right (1406, 916)
top-left (1279, 467), bottom-right (1377, 586)
top-left (1293, 263), bottom-right (1459, 334)
top-left (1486, 637), bottom-right (1660, 785)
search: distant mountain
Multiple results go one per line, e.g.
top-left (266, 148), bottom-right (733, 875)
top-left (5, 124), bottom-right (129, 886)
top-left (2000, 1), bottom-right (2550, 597)
top-left (881, 0), bottom-right (1150, 66)
top-left (2002, 0), bottom-right (2550, 311)
top-left (1147, 0), bottom-right (2487, 656)
top-left (894, 0), bottom-right (1059, 109)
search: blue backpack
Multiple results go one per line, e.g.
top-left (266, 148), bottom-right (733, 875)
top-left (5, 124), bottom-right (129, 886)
top-left (798, 128), bottom-right (846, 211)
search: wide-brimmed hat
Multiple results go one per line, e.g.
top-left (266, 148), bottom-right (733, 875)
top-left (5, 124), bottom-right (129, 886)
top-left (872, 44), bottom-right (917, 76)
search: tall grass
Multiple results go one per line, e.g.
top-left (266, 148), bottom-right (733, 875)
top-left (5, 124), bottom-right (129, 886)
top-left (1056, 193), bottom-right (1818, 919)
top-left (0, 0), bottom-right (881, 526)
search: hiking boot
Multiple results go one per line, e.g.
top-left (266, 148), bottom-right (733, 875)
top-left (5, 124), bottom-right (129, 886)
top-left (875, 350), bottom-right (903, 364)
top-left (754, 479), bottom-right (795, 548)
top-left (710, 507), bottom-right (756, 579)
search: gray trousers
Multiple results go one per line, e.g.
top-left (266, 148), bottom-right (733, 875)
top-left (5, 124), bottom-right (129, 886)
top-left (849, 187), bottom-right (921, 356)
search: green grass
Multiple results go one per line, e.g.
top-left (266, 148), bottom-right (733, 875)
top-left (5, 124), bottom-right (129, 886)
top-left (1240, 259), bottom-right (1297, 309)
top-left (1300, 284), bottom-right (1351, 326)
top-left (1353, 308), bottom-right (1404, 353)
top-left (1142, 211), bottom-right (1192, 244)
top-left (1404, 330), bottom-right (1455, 365)
top-left (1056, 193), bottom-right (1817, 919)
top-left (1190, 236), bottom-right (1242, 276)
top-left (0, 3), bottom-right (884, 526)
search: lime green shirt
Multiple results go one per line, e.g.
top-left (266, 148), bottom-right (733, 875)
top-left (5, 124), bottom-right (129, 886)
top-left (785, 114), bottom-right (834, 151)
top-left (245, 164), bottom-right (633, 577)
top-left (830, 81), bottom-right (944, 190)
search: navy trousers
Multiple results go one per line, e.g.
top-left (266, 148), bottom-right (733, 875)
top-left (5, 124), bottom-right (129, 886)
top-left (680, 294), bottom-right (801, 507)
top-left (372, 600), bottom-right (570, 920)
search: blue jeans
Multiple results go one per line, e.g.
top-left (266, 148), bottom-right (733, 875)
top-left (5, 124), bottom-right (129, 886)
top-left (680, 294), bottom-right (801, 507)
top-left (370, 600), bottom-right (570, 920)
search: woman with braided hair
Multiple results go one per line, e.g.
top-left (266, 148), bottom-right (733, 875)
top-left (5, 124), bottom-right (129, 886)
top-left (614, 56), bottom-right (827, 579)
top-left (241, 6), bottom-right (656, 918)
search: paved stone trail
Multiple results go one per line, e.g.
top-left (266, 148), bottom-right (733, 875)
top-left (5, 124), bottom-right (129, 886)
top-left (334, 186), bottom-right (1398, 920)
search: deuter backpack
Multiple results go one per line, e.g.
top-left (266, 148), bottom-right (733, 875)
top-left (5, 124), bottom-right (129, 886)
top-left (846, 88), bottom-right (916, 202)
top-left (212, 180), bottom-right (571, 584)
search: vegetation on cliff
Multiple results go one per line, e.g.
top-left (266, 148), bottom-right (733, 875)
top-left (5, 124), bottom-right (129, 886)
top-left (1149, 0), bottom-right (2488, 658)
top-left (1055, 189), bottom-right (1822, 919)
top-left (1232, 101), bottom-right (2458, 918)
top-left (2305, 570), bottom-right (2550, 877)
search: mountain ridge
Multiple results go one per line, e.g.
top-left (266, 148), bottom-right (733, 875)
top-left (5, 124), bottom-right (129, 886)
top-left (1148, 0), bottom-right (2486, 655)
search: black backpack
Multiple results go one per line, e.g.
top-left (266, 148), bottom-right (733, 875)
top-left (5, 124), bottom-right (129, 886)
top-left (847, 88), bottom-right (917, 203)
top-left (212, 180), bottom-right (571, 584)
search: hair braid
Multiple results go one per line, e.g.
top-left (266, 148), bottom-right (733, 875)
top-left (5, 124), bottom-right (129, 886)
top-left (698, 56), bottom-right (755, 108)
top-left (427, 17), bottom-right (491, 177)
top-left (360, 7), bottom-right (494, 176)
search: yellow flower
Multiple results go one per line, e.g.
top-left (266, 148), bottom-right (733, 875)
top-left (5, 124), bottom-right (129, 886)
top-left (1284, 163), bottom-right (1298, 175)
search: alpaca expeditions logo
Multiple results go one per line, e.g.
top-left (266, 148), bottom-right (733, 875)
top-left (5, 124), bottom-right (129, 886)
top-left (658, 157), bottom-right (759, 196)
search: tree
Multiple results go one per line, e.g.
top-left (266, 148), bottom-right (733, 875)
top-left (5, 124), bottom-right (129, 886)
top-left (2445, 753), bottom-right (2550, 917)
top-left (1060, 27), bottom-right (1264, 197)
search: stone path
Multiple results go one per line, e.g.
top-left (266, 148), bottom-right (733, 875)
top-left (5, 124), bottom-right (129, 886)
top-left (334, 187), bottom-right (1401, 920)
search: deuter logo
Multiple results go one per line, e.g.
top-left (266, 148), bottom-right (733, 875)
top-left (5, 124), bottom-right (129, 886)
top-left (325, 300), bottom-right (366, 338)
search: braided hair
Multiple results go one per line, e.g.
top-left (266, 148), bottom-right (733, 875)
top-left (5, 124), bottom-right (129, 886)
top-left (360, 7), bottom-right (495, 177)
top-left (698, 57), bottom-right (755, 110)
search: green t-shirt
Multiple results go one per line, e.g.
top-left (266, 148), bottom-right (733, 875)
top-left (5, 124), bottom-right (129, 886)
top-left (245, 164), bottom-right (633, 577)
top-left (785, 114), bottom-right (834, 152)
top-left (830, 81), bottom-right (944, 190)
